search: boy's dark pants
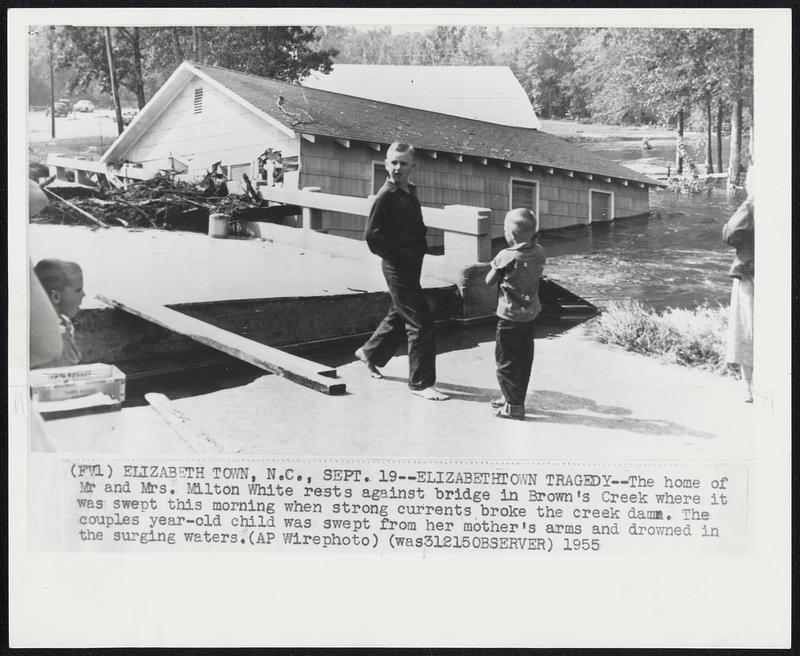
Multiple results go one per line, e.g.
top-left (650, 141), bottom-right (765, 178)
top-left (495, 318), bottom-right (535, 410)
top-left (361, 259), bottom-right (436, 390)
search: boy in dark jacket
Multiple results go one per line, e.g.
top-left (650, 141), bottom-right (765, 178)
top-left (355, 141), bottom-right (448, 401)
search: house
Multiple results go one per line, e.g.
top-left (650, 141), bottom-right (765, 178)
top-left (301, 64), bottom-right (542, 129)
top-left (100, 61), bottom-right (664, 244)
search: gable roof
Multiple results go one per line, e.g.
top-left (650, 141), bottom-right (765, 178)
top-left (302, 64), bottom-right (541, 129)
top-left (104, 62), bottom-right (662, 187)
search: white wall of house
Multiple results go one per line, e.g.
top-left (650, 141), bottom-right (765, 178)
top-left (122, 76), bottom-right (299, 179)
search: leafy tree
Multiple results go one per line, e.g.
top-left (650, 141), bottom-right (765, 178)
top-left (46, 25), bottom-right (338, 112)
top-left (201, 26), bottom-right (337, 82)
top-left (505, 28), bottom-right (589, 119)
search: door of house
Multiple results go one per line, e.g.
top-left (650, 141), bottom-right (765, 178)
top-left (372, 162), bottom-right (389, 194)
top-left (590, 190), bottom-right (613, 222)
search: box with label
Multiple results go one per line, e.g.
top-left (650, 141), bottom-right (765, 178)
top-left (30, 363), bottom-right (126, 412)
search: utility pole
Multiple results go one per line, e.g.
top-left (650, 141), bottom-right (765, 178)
top-left (104, 27), bottom-right (124, 135)
top-left (49, 26), bottom-right (56, 139)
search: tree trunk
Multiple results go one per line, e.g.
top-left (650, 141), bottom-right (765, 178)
top-left (675, 108), bottom-right (684, 175)
top-left (49, 26), bottom-right (56, 139)
top-left (748, 109), bottom-right (754, 164)
top-left (192, 26), bottom-right (203, 63)
top-left (171, 27), bottom-right (184, 63)
top-left (104, 27), bottom-right (124, 136)
top-left (132, 27), bottom-right (146, 110)
top-left (727, 30), bottom-right (746, 188)
top-left (716, 100), bottom-right (724, 174)
top-left (728, 97), bottom-right (743, 187)
top-left (704, 93), bottom-right (713, 175)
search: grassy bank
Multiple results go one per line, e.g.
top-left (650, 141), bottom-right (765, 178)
top-left (591, 301), bottom-right (733, 376)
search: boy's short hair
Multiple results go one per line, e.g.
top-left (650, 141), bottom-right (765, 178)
top-left (387, 141), bottom-right (416, 159)
top-left (34, 259), bottom-right (81, 295)
top-left (505, 207), bottom-right (538, 240)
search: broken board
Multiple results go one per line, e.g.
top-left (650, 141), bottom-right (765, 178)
top-left (97, 293), bottom-right (346, 395)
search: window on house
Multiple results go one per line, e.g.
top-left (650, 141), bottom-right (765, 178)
top-left (589, 190), bottom-right (614, 222)
top-left (193, 87), bottom-right (203, 114)
top-left (510, 179), bottom-right (538, 213)
top-left (226, 163), bottom-right (251, 183)
top-left (372, 162), bottom-right (389, 194)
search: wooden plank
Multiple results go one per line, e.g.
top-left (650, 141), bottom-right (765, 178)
top-left (301, 133), bottom-right (316, 143)
top-left (43, 188), bottom-right (112, 228)
top-left (97, 293), bottom-right (346, 395)
top-left (257, 186), bottom-right (489, 236)
top-left (335, 138), bottom-right (351, 148)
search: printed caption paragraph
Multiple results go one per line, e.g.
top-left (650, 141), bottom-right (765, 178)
top-left (30, 458), bottom-right (748, 555)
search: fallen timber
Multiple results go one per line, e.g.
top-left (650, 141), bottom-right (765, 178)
top-left (97, 293), bottom-right (346, 395)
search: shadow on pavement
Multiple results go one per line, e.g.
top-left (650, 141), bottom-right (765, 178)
top-left (385, 377), bottom-right (717, 439)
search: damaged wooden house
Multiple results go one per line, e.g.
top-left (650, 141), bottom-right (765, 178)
top-left (73, 61), bottom-right (663, 246)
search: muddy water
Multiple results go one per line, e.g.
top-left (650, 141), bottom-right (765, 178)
top-left (540, 135), bottom-right (743, 311)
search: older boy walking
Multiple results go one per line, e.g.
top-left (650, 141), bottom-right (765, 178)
top-left (355, 142), bottom-right (448, 400)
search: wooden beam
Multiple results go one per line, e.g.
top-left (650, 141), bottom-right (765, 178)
top-left (43, 188), bottom-right (112, 228)
top-left (97, 293), bottom-right (346, 395)
top-left (478, 157), bottom-right (488, 165)
top-left (367, 142), bottom-right (382, 151)
top-left (524, 164), bottom-right (533, 172)
top-left (604, 176), bottom-right (612, 183)
top-left (421, 149), bottom-right (438, 159)
top-left (545, 167), bottom-right (554, 175)
top-left (335, 138), bottom-right (350, 148)
top-left (582, 173), bottom-right (593, 180)
top-left (564, 170), bottom-right (574, 178)
top-left (502, 161), bottom-right (511, 169)
top-left (621, 179), bottom-right (629, 186)
top-left (451, 153), bottom-right (463, 162)
top-left (301, 133), bottom-right (316, 143)
top-left (637, 182), bottom-right (646, 188)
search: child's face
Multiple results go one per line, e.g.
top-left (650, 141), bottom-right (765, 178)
top-left (53, 269), bottom-right (85, 319)
top-left (385, 148), bottom-right (416, 186)
top-left (504, 223), bottom-right (517, 247)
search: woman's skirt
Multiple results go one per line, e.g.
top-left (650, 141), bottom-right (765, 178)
top-left (725, 275), bottom-right (754, 367)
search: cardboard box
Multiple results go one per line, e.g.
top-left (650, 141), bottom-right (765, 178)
top-left (30, 363), bottom-right (126, 412)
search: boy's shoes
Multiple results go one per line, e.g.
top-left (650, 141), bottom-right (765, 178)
top-left (490, 397), bottom-right (506, 409)
top-left (355, 347), bottom-right (383, 379)
top-left (494, 403), bottom-right (525, 420)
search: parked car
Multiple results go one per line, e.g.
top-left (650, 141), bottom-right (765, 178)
top-left (122, 108), bottom-right (138, 125)
top-left (45, 99), bottom-right (71, 117)
top-left (52, 100), bottom-right (70, 117)
top-left (73, 100), bottom-right (96, 113)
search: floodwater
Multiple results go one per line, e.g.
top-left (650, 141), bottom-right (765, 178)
top-left (540, 136), bottom-right (743, 311)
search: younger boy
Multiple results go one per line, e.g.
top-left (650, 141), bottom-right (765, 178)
top-left (32, 258), bottom-right (85, 369)
top-left (485, 208), bottom-right (546, 420)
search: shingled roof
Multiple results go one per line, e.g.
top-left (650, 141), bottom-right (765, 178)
top-left (104, 62), bottom-right (661, 187)
top-left (193, 63), bottom-right (661, 187)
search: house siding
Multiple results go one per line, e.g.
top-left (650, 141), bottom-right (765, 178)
top-left (299, 139), bottom-right (650, 241)
top-left (124, 77), bottom-right (300, 178)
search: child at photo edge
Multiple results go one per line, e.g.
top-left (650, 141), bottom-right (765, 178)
top-left (32, 258), bottom-right (86, 369)
top-left (485, 208), bottom-right (546, 420)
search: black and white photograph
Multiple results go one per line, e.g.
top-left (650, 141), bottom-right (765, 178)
top-left (8, 7), bottom-right (792, 649)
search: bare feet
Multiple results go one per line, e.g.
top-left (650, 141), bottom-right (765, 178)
top-left (354, 347), bottom-right (383, 378)
top-left (494, 404), bottom-right (525, 420)
top-left (411, 386), bottom-right (449, 401)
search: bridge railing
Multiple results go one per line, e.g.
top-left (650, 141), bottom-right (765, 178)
top-left (252, 184), bottom-right (492, 269)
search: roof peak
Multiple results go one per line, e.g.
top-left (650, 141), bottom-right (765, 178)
top-left (192, 60), bottom-right (544, 133)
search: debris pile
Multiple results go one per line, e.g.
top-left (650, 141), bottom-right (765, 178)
top-left (32, 170), bottom-right (266, 234)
